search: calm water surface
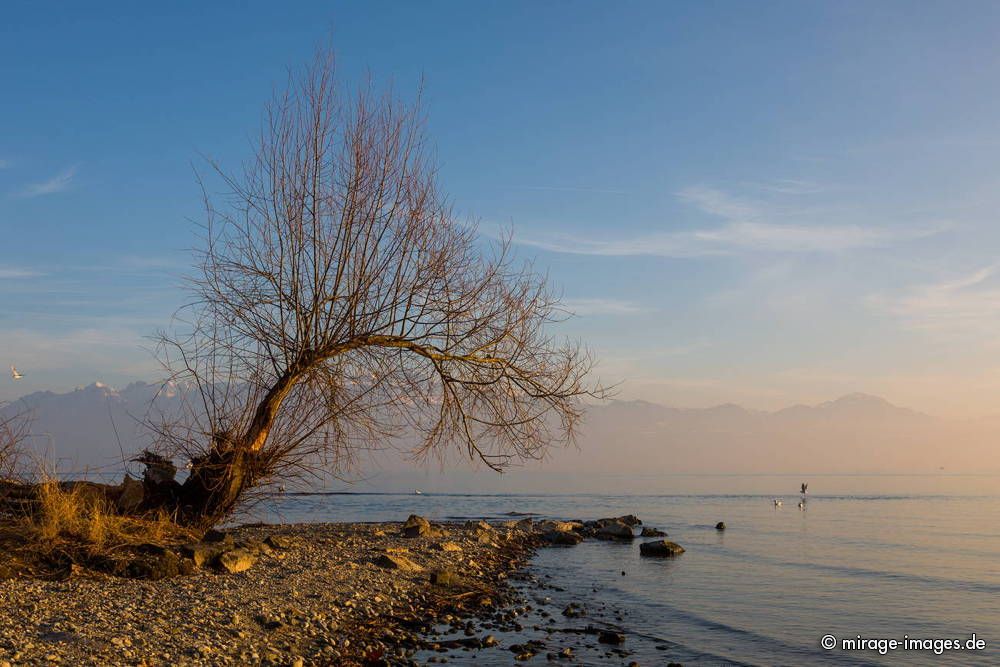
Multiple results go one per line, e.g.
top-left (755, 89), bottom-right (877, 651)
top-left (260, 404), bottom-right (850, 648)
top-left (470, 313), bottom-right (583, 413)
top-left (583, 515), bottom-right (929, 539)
top-left (251, 477), bottom-right (999, 666)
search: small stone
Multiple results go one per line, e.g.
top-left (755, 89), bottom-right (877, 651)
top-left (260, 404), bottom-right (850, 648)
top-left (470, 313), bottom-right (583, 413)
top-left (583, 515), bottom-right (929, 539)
top-left (715, 521), bottom-right (726, 531)
top-left (429, 570), bottom-right (462, 587)
top-left (217, 548), bottom-right (256, 573)
top-left (465, 519), bottom-right (492, 531)
top-left (264, 534), bottom-right (296, 550)
top-left (373, 553), bottom-right (424, 572)
top-left (598, 630), bottom-right (625, 645)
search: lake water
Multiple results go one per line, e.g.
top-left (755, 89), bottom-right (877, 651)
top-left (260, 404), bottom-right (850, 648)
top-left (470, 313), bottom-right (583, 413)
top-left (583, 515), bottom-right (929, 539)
top-left (251, 477), bottom-right (1000, 666)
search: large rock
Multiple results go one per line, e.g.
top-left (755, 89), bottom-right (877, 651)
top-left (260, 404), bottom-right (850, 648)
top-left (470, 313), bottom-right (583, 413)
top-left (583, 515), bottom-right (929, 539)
top-left (373, 553), bottom-right (424, 572)
top-left (615, 514), bottom-right (642, 527)
top-left (402, 514), bottom-right (432, 537)
top-left (434, 541), bottom-right (463, 552)
top-left (181, 543), bottom-right (223, 568)
top-left (202, 529), bottom-right (235, 547)
top-left (116, 475), bottom-right (144, 513)
top-left (639, 540), bottom-right (685, 557)
top-left (217, 548), bottom-right (256, 573)
top-left (596, 521), bottom-right (635, 540)
top-left (126, 548), bottom-right (184, 580)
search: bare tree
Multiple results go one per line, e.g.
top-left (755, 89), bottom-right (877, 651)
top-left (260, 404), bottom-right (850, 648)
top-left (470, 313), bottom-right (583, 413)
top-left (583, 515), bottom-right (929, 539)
top-left (153, 52), bottom-right (606, 528)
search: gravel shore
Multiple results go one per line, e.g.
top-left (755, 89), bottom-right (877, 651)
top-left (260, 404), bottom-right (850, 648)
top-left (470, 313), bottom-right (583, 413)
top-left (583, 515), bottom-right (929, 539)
top-left (0, 520), bottom-right (534, 666)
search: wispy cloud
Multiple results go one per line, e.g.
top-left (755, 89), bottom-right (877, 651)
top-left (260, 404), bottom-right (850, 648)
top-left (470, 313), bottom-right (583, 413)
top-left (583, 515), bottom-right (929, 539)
top-left (511, 184), bottom-right (944, 257)
top-left (16, 165), bottom-right (77, 198)
top-left (516, 185), bottom-right (627, 195)
top-left (0, 158), bottom-right (11, 170)
top-left (515, 221), bottom-right (937, 258)
top-left (561, 298), bottom-right (643, 316)
top-left (676, 185), bottom-right (760, 219)
top-left (875, 264), bottom-right (1000, 336)
top-left (0, 266), bottom-right (44, 279)
top-left (744, 179), bottom-right (825, 195)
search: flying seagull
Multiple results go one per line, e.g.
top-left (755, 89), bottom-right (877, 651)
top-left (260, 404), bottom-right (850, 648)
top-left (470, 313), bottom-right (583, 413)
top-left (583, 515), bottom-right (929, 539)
top-left (800, 482), bottom-right (808, 495)
top-left (10, 366), bottom-right (23, 380)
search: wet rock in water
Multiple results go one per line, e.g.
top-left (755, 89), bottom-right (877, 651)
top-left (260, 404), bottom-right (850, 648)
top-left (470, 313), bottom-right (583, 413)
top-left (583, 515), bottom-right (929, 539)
top-left (598, 630), bottom-right (625, 645)
top-left (217, 548), bottom-right (256, 573)
top-left (561, 603), bottom-right (585, 618)
top-left (716, 521), bottom-right (726, 531)
top-left (402, 514), bottom-right (432, 537)
top-left (615, 514), bottom-right (642, 527)
top-left (596, 521), bottom-right (635, 540)
top-left (639, 539), bottom-right (685, 557)
top-left (373, 553), bottom-right (424, 572)
top-left (542, 530), bottom-right (583, 546)
top-left (482, 635), bottom-right (499, 647)
top-left (640, 527), bottom-right (667, 537)
top-left (429, 570), bottom-right (463, 587)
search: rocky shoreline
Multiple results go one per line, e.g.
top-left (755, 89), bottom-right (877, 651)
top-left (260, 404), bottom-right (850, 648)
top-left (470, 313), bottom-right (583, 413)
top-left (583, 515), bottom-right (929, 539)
top-left (0, 515), bottom-right (684, 666)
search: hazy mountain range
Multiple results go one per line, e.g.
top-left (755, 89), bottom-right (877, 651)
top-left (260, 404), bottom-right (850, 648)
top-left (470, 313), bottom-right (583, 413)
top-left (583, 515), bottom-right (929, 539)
top-left (3, 383), bottom-right (998, 491)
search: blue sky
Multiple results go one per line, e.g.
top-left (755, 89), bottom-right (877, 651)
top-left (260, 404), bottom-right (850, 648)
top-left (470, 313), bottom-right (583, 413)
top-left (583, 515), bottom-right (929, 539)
top-left (4, 1), bottom-right (1000, 416)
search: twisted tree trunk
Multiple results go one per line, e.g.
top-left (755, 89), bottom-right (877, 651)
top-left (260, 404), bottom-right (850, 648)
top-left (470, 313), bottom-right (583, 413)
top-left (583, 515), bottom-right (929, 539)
top-left (173, 370), bottom-right (305, 528)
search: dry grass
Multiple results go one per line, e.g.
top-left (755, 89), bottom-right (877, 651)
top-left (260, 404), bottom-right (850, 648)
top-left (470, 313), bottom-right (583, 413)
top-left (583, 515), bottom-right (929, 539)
top-left (0, 479), bottom-right (197, 578)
